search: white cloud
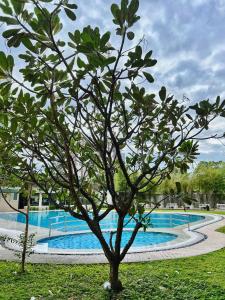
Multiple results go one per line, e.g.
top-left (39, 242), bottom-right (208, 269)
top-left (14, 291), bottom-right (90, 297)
top-left (0, 0), bottom-right (224, 162)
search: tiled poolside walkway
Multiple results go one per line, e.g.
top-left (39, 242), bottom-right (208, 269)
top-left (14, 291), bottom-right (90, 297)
top-left (0, 216), bottom-right (225, 264)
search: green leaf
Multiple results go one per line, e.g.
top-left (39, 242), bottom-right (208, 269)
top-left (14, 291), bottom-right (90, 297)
top-left (143, 71), bottom-right (154, 83)
top-left (100, 31), bottom-right (110, 48)
top-left (127, 31), bottom-right (134, 40)
top-left (40, 95), bottom-right (47, 107)
top-left (11, 0), bottom-right (25, 14)
top-left (64, 8), bottom-right (76, 21)
top-left (128, 0), bottom-right (139, 16)
top-left (53, 20), bottom-right (63, 35)
top-left (0, 70), bottom-right (6, 79)
top-left (215, 96), bottom-right (220, 106)
top-left (128, 15), bottom-right (140, 27)
top-left (7, 55), bottom-right (14, 73)
top-left (104, 56), bottom-right (116, 65)
top-left (128, 205), bottom-right (136, 216)
top-left (74, 30), bottom-right (80, 43)
top-left (137, 204), bottom-right (145, 215)
top-left (77, 44), bottom-right (93, 53)
top-left (0, 82), bottom-right (11, 96)
top-left (111, 4), bottom-right (120, 18)
top-left (0, 52), bottom-right (7, 70)
top-left (11, 118), bottom-right (17, 134)
top-left (146, 59), bottom-right (157, 67)
top-left (0, 3), bottom-right (13, 15)
top-left (22, 39), bottom-right (38, 53)
top-left (77, 57), bottom-right (86, 68)
top-left (57, 40), bottom-right (65, 47)
top-left (127, 0), bottom-right (139, 26)
top-left (159, 86), bottom-right (166, 101)
top-left (111, 3), bottom-right (123, 26)
top-left (145, 50), bottom-right (152, 59)
top-left (68, 42), bottom-right (76, 49)
top-left (2, 28), bottom-right (21, 39)
top-left (121, 0), bottom-right (128, 13)
top-left (135, 45), bottom-right (142, 57)
top-left (7, 35), bottom-right (21, 48)
top-left (0, 16), bottom-right (18, 25)
top-left (66, 3), bottom-right (78, 9)
top-left (186, 114), bottom-right (193, 121)
top-left (68, 57), bottom-right (75, 71)
top-left (68, 32), bottom-right (74, 41)
top-left (175, 182), bottom-right (182, 194)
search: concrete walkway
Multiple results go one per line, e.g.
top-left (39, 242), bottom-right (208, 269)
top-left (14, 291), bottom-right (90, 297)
top-left (0, 216), bottom-right (225, 264)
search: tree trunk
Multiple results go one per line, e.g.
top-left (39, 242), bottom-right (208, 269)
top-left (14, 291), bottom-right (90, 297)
top-left (109, 261), bottom-right (123, 292)
top-left (21, 213), bottom-right (29, 273)
top-left (21, 185), bottom-right (32, 273)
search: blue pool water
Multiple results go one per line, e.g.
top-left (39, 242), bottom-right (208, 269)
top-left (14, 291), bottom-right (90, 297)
top-left (38, 231), bottom-right (178, 249)
top-left (0, 210), bottom-right (204, 231)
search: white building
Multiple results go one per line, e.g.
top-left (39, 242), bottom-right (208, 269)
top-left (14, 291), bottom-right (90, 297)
top-left (0, 186), bottom-right (48, 212)
top-left (0, 187), bottom-right (20, 212)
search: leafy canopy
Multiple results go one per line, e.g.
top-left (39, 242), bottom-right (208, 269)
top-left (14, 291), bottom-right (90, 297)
top-left (0, 1), bottom-right (224, 284)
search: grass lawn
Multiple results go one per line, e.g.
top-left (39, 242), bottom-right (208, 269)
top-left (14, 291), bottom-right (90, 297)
top-left (155, 209), bottom-right (225, 215)
top-left (1, 210), bottom-right (225, 300)
top-left (216, 226), bottom-right (225, 234)
top-left (0, 247), bottom-right (225, 300)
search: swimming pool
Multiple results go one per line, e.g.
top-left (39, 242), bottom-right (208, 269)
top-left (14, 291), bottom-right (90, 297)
top-left (38, 231), bottom-right (178, 250)
top-left (0, 211), bottom-right (207, 252)
top-left (0, 210), bottom-right (205, 232)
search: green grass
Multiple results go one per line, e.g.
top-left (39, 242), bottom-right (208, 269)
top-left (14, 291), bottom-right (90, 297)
top-left (155, 209), bottom-right (225, 215)
top-left (1, 247), bottom-right (225, 300)
top-left (1, 210), bottom-right (225, 300)
top-left (216, 226), bottom-right (225, 234)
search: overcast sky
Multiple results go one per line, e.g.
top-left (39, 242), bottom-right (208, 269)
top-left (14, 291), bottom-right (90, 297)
top-left (74, 0), bottom-right (225, 163)
top-left (0, 0), bottom-right (225, 163)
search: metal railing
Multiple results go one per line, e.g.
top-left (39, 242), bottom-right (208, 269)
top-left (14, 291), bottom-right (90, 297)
top-left (48, 215), bottom-right (78, 237)
top-left (48, 213), bottom-right (192, 237)
top-left (140, 214), bottom-right (192, 230)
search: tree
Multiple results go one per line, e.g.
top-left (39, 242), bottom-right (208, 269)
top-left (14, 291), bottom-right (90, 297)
top-left (193, 161), bottom-right (225, 206)
top-left (157, 171), bottom-right (198, 208)
top-left (0, 0), bottom-right (224, 292)
top-left (0, 172), bottom-right (34, 273)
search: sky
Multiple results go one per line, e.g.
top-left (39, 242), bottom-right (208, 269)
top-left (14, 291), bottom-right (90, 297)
top-left (0, 0), bottom-right (225, 163)
top-left (73, 0), bottom-right (225, 163)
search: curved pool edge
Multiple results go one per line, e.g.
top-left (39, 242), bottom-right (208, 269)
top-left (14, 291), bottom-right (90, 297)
top-left (33, 229), bottom-right (206, 255)
top-left (0, 212), bottom-right (224, 258)
top-left (31, 213), bottom-right (223, 255)
top-left (35, 230), bottom-right (179, 255)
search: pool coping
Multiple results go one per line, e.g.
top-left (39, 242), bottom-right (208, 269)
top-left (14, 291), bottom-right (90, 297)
top-left (0, 212), bottom-right (225, 264)
top-left (32, 213), bottom-right (222, 255)
top-left (0, 212), bottom-right (223, 256)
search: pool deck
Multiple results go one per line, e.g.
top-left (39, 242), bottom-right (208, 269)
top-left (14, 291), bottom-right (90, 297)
top-left (0, 213), bottom-right (225, 264)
